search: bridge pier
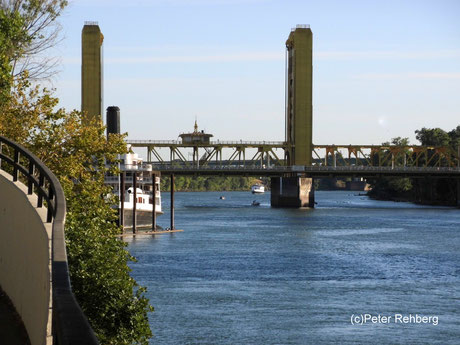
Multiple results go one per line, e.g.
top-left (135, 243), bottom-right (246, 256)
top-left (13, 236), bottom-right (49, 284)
top-left (457, 179), bottom-right (460, 208)
top-left (270, 176), bottom-right (315, 208)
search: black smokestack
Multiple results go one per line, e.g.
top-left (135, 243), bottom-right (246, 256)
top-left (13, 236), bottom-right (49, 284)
top-left (106, 106), bottom-right (120, 138)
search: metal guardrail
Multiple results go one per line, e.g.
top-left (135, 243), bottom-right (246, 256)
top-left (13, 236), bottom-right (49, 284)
top-left (210, 140), bottom-right (285, 145)
top-left (0, 136), bottom-right (99, 345)
top-left (128, 140), bottom-right (181, 144)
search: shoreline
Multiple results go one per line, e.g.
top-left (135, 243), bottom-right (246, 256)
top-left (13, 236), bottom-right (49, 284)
top-left (367, 193), bottom-right (458, 207)
top-left (116, 229), bottom-right (183, 237)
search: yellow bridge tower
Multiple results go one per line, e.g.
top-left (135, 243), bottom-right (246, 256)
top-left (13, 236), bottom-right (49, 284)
top-left (271, 25), bottom-right (315, 207)
top-left (81, 22), bottom-right (104, 125)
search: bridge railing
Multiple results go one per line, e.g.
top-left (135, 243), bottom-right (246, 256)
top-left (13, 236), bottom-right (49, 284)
top-left (0, 136), bottom-right (99, 345)
top-left (128, 139), bottom-right (181, 145)
top-left (127, 139), bottom-right (287, 146)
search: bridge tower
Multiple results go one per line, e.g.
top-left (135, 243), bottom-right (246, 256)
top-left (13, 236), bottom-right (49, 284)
top-left (81, 22), bottom-right (104, 125)
top-left (271, 25), bottom-right (315, 208)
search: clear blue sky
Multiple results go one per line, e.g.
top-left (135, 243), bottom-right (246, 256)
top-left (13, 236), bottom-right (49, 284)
top-left (52, 0), bottom-right (460, 145)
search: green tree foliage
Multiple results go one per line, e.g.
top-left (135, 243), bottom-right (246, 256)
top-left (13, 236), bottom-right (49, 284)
top-left (367, 176), bottom-right (413, 200)
top-left (388, 136), bottom-right (410, 146)
top-left (415, 127), bottom-right (450, 146)
top-left (0, 0), bottom-right (68, 80)
top-left (315, 178), bottom-right (348, 190)
top-left (0, 78), bottom-right (153, 345)
top-left (1, 2), bottom-right (153, 343)
top-left (0, 7), bottom-right (27, 101)
top-left (368, 128), bottom-right (460, 206)
top-left (448, 126), bottom-right (460, 150)
top-left (367, 137), bottom-right (413, 200)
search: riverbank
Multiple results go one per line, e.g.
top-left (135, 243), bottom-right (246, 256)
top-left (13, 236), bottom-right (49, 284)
top-left (367, 177), bottom-right (459, 207)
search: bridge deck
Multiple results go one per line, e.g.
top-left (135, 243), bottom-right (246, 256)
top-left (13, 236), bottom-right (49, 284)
top-left (127, 140), bottom-right (460, 170)
top-left (146, 165), bottom-right (460, 177)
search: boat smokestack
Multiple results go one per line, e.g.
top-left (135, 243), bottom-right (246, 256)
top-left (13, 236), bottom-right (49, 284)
top-left (106, 106), bottom-right (120, 138)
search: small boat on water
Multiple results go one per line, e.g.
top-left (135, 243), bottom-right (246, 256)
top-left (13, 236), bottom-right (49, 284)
top-left (251, 184), bottom-right (265, 194)
top-left (251, 200), bottom-right (260, 206)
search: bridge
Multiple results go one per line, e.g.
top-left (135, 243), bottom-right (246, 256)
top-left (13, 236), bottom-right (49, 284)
top-left (127, 140), bottom-right (460, 177)
top-left (115, 25), bottom-right (460, 208)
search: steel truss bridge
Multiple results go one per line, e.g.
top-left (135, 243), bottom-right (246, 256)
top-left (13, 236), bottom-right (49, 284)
top-left (126, 140), bottom-right (460, 177)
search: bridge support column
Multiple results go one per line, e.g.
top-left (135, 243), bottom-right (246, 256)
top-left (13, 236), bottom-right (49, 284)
top-left (170, 174), bottom-right (175, 230)
top-left (457, 179), bottom-right (460, 208)
top-left (270, 176), bottom-right (315, 208)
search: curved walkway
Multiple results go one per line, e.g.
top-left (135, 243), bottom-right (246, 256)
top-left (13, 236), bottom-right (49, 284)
top-left (0, 136), bottom-right (99, 345)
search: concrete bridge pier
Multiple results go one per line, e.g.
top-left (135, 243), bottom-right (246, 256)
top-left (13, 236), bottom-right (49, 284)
top-left (270, 176), bottom-right (315, 208)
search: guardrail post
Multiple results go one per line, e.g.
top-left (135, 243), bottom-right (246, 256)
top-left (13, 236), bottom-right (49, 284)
top-left (28, 160), bottom-right (34, 194)
top-left (38, 173), bottom-right (44, 208)
top-left (13, 149), bottom-right (19, 181)
top-left (47, 187), bottom-right (54, 222)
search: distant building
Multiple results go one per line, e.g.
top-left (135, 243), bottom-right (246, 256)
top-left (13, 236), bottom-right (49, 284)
top-left (179, 120), bottom-right (213, 144)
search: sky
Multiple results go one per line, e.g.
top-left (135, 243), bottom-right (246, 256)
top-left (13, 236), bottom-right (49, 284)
top-left (50, 0), bottom-right (460, 147)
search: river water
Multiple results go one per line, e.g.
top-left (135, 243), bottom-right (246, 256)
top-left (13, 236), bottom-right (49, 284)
top-left (127, 191), bottom-right (460, 345)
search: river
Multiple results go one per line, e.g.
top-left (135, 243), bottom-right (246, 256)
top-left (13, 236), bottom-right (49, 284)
top-left (127, 191), bottom-right (460, 345)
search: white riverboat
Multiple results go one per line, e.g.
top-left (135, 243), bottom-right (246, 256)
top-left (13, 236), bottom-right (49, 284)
top-left (105, 148), bottom-right (162, 228)
top-left (121, 186), bottom-right (162, 228)
top-left (251, 184), bottom-right (265, 194)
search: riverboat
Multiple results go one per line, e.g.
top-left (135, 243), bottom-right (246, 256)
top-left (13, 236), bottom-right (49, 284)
top-left (105, 148), bottom-right (162, 228)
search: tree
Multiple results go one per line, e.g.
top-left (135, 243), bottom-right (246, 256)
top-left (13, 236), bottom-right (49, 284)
top-left (0, 6), bottom-right (28, 101)
top-left (448, 125), bottom-right (460, 150)
top-left (368, 128), bottom-right (460, 206)
top-left (415, 127), bottom-right (450, 146)
top-left (1, 1), bottom-right (154, 341)
top-left (390, 136), bottom-right (410, 146)
top-left (0, 0), bottom-right (67, 81)
top-left (367, 137), bottom-right (413, 200)
top-left (0, 78), bottom-right (153, 345)
top-left (160, 175), bottom-right (259, 192)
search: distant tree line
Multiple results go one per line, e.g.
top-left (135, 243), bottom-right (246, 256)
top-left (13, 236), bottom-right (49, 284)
top-left (160, 175), bottom-right (265, 192)
top-left (367, 126), bottom-right (460, 206)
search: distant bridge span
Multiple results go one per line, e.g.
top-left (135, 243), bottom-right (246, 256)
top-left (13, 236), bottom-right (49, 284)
top-left (126, 140), bottom-right (460, 174)
top-left (141, 164), bottom-right (460, 178)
